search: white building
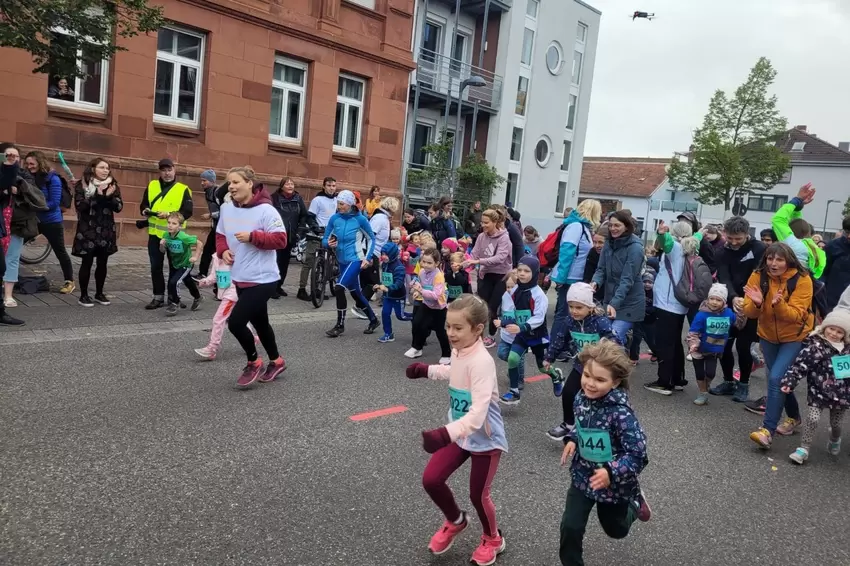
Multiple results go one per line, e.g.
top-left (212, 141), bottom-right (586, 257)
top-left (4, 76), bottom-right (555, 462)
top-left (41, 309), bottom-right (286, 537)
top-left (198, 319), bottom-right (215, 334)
top-left (402, 0), bottom-right (600, 234)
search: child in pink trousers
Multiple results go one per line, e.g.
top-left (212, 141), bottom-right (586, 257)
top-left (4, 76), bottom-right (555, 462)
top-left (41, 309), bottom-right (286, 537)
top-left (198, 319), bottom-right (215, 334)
top-left (195, 253), bottom-right (258, 360)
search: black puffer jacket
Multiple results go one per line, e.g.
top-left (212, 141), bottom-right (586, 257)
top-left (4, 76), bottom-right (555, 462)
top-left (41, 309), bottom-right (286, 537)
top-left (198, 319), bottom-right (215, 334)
top-left (715, 238), bottom-right (766, 306)
top-left (506, 221), bottom-right (524, 267)
top-left (271, 190), bottom-right (309, 241)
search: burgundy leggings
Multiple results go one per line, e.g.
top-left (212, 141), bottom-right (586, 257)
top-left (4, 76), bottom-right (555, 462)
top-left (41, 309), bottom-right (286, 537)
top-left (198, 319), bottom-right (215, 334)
top-left (422, 442), bottom-right (502, 536)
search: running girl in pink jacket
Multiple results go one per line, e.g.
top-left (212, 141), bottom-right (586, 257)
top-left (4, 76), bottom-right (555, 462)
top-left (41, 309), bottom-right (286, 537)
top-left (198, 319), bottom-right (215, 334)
top-left (406, 294), bottom-right (508, 566)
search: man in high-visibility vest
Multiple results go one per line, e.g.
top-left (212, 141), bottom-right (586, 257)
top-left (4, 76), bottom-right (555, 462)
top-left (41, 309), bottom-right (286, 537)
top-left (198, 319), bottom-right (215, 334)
top-left (140, 158), bottom-right (193, 309)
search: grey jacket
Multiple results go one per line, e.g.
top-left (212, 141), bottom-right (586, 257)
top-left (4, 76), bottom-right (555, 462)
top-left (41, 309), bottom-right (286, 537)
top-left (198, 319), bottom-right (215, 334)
top-left (592, 233), bottom-right (646, 322)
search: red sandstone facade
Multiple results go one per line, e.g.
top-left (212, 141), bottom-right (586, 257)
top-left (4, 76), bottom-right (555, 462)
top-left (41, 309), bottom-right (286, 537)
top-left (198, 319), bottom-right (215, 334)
top-left (0, 0), bottom-right (415, 245)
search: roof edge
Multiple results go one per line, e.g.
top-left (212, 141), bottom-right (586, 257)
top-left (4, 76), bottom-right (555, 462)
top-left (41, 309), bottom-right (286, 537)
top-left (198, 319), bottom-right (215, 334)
top-left (573, 0), bottom-right (602, 16)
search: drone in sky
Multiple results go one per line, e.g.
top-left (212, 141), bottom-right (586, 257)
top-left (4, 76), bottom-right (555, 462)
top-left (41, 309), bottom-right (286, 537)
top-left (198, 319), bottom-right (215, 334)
top-left (631, 11), bottom-right (656, 21)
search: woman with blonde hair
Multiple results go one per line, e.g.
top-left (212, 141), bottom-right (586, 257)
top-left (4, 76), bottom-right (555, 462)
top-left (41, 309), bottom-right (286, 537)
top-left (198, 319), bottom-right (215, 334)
top-left (356, 194), bottom-right (399, 307)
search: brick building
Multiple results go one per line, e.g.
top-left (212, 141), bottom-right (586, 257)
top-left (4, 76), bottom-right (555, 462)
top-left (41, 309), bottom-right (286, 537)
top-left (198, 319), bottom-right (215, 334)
top-left (0, 0), bottom-right (416, 245)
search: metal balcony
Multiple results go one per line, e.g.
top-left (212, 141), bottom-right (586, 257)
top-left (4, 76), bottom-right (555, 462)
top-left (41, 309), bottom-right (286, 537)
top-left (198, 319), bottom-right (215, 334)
top-left (649, 199), bottom-right (700, 213)
top-left (413, 48), bottom-right (503, 113)
top-left (429, 0), bottom-right (512, 15)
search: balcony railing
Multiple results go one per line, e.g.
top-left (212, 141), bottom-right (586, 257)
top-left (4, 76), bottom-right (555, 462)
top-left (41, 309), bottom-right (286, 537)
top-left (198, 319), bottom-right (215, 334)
top-left (405, 162), bottom-right (456, 202)
top-left (650, 199), bottom-right (699, 213)
top-left (414, 48), bottom-right (503, 111)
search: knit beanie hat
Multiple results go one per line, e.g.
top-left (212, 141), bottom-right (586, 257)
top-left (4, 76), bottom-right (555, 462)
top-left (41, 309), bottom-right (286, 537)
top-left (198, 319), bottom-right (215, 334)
top-left (200, 169), bottom-right (216, 183)
top-left (708, 283), bottom-right (728, 302)
top-left (642, 271), bottom-right (656, 284)
top-left (820, 309), bottom-right (850, 343)
top-left (441, 237), bottom-right (459, 253)
top-left (337, 190), bottom-right (356, 206)
top-left (517, 255), bottom-right (540, 288)
top-left (566, 282), bottom-right (595, 308)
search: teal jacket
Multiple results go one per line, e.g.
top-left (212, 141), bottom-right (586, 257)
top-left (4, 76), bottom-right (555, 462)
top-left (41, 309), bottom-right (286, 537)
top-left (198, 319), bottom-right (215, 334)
top-left (551, 211), bottom-right (593, 285)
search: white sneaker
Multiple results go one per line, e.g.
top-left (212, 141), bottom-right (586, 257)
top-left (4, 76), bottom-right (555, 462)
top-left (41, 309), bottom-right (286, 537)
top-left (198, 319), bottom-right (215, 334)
top-left (351, 307), bottom-right (368, 320)
top-left (194, 346), bottom-right (217, 360)
top-left (686, 353), bottom-right (693, 361)
top-left (404, 348), bottom-right (423, 359)
top-left (438, 357), bottom-right (451, 365)
top-left (4, 297), bottom-right (17, 308)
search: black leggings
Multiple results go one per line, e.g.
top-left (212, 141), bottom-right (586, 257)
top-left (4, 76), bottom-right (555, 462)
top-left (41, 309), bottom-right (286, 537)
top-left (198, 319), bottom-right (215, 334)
top-left (693, 356), bottom-right (719, 382)
top-left (229, 282), bottom-right (279, 362)
top-left (562, 368), bottom-right (582, 426)
top-left (78, 251), bottom-right (109, 296)
top-left (198, 228), bottom-right (217, 277)
top-left (359, 256), bottom-right (380, 301)
top-left (477, 272), bottom-right (508, 336)
top-left (39, 221), bottom-right (73, 281)
top-left (412, 305), bottom-right (451, 356)
top-left (276, 243), bottom-right (295, 289)
top-left (167, 266), bottom-right (200, 304)
top-left (654, 309), bottom-right (686, 389)
top-left (720, 318), bottom-right (758, 384)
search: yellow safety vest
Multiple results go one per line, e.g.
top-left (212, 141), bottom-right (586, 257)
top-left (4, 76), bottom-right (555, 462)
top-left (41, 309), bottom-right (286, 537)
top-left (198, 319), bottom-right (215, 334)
top-left (146, 180), bottom-right (190, 238)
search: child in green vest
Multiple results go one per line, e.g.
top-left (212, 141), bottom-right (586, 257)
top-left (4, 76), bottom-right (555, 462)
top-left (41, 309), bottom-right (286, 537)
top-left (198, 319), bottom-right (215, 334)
top-left (160, 212), bottom-right (202, 316)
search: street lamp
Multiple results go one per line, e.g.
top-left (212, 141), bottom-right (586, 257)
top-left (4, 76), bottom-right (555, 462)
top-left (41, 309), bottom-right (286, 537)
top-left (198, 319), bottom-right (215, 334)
top-left (452, 75), bottom-right (487, 172)
top-left (824, 199), bottom-right (841, 237)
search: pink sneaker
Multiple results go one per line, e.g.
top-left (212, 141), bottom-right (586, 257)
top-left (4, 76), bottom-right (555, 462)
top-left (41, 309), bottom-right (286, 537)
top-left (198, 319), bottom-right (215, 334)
top-left (482, 337), bottom-right (496, 349)
top-left (428, 512), bottom-right (468, 555)
top-left (471, 530), bottom-right (505, 566)
top-left (635, 489), bottom-right (652, 522)
top-left (259, 357), bottom-right (286, 383)
top-left (237, 359), bottom-right (263, 388)
top-left (194, 346), bottom-right (217, 360)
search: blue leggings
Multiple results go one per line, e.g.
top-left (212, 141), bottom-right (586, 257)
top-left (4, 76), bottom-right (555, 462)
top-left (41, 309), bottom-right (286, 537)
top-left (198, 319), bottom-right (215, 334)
top-left (381, 297), bottom-right (410, 335)
top-left (507, 342), bottom-right (548, 390)
top-left (336, 261), bottom-right (375, 321)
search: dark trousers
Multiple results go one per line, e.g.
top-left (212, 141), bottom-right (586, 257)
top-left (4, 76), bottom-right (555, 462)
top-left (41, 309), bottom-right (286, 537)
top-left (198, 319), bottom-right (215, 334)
top-left (167, 265), bottom-right (200, 304)
top-left (477, 272), bottom-right (507, 336)
top-left (360, 256), bottom-right (380, 301)
top-left (693, 355), bottom-right (719, 382)
top-left (78, 251), bottom-right (109, 296)
top-left (0, 241), bottom-right (5, 308)
top-left (654, 309), bottom-right (686, 390)
top-left (38, 221), bottom-right (73, 281)
top-left (412, 305), bottom-right (451, 356)
top-left (629, 321), bottom-right (657, 360)
top-left (381, 297), bottom-right (409, 335)
top-left (559, 485), bottom-right (636, 566)
top-left (229, 282), bottom-right (279, 362)
top-left (719, 317), bottom-right (758, 384)
top-left (562, 368), bottom-right (582, 426)
top-left (276, 242), bottom-right (295, 289)
top-left (147, 234), bottom-right (173, 297)
top-left (198, 226), bottom-right (217, 277)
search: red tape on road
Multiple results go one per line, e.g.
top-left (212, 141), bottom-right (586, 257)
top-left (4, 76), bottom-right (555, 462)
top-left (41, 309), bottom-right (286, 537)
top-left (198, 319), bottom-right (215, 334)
top-left (350, 405), bottom-right (409, 421)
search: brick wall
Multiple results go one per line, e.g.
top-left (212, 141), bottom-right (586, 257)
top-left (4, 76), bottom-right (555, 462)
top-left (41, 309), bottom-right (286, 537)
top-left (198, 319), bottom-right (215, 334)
top-left (1, 0), bottom-right (416, 245)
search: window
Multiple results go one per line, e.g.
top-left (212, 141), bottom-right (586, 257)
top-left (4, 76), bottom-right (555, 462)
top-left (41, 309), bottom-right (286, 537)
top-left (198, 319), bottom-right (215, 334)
top-left (450, 33), bottom-right (467, 76)
top-left (421, 21), bottom-right (442, 56)
top-left (411, 123), bottom-right (433, 167)
top-left (566, 94), bottom-right (577, 130)
top-left (269, 57), bottom-right (307, 143)
top-left (521, 28), bottom-right (535, 66)
top-left (510, 127), bottom-right (524, 162)
top-left (334, 75), bottom-right (365, 153)
top-left (505, 173), bottom-right (518, 206)
top-left (419, 21), bottom-right (442, 89)
top-left (535, 137), bottom-right (552, 167)
top-left (46, 32), bottom-right (109, 112)
top-left (515, 76), bottom-right (529, 116)
top-left (791, 142), bottom-right (806, 152)
top-left (747, 194), bottom-right (788, 212)
top-left (556, 181), bottom-right (567, 214)
top-left (346, 0), bottom-right (376, 8)
top-left (561, 140), bottom-right (572, 171)
top-left (572, 50), bottom-right (583, 84)
top-left (576, 23), bottom-right (588, 44)
top-left (634, 217), bottom-right (645, 234)
top-left (526, 0), bottom-right (539, 18)
top-left (778, 168), bottom-right (792, 183)
top-left (546, 42), bottom-right (564, 75)
top-left (154, 26), bottom-right (205, 126)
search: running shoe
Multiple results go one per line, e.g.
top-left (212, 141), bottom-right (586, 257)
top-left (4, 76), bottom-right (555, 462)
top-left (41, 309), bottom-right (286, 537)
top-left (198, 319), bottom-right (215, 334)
top-left (144, 298), bottom-right (164, 310)
top-left (634, 490), bottom-right (652, 522)
top-left (364, 319), bottom-right (380, 334)
top-left (4, 297), bottom-right (17, 308)
top-left (499, 390), bottom-right (521, 406)
top-left (732, 383), bottom-right (750, 403)
top-left (438, 357), bottom-right (452, 365)
top-left (749, 427), bottom-right (772, 449)
top-left (709, 381), bottom-right (735, 396)
top-left (93, 293), bottom-right (110, 305)
top-left (827, 437), bottom-right (842, 456)
top-left (0, 312), bottom-right (24, 326)
top-left (259, 357), bottom-right (286, 383)
top-left (470, 530), bottom-right (505, 566)
top-left (482, 336), bottom-right (496, 349)
top-left (351, 307), bottom-right (368, 320)
top-left (237, 359), bottom-right (263, 388)
top-left (194, 346), bottom-right (217, 360)
top-left (789, 447), bottom-right (809, 465)
top-left (296, 288), bottom-right (311, 301)
top-left (643, 381), bottom-right (672, 396)
top-left (404, 348), bottom-right (423, 359)
top-left (326, 325), bottom-right (344, 338)
top-left (551, 367), bottom-right (565, 397)
top-left (776, 417), bottom-right (801, 436)
top-left (378, 333), bottom-right (395, 343)
top-left (59, 280), bottom-right (76, 294)
top-left (744, 396), bottom-right (766, 415)
top-left (78, 295), bottom-right (94, 308)
top-left (428, 512), bottom-right (468, 555)
top-left (686, 353), bottom-right (693, 361)
top-left (547, 422), bottom-right (573, 441)
top-left (693, 392), bottom-right (709, 406)
top-left (191, 296), bottom-right (202, 311)
top-left (674, 380), bottom-right (688, 391)
top-left (165, 303), bottom-right (179, 316)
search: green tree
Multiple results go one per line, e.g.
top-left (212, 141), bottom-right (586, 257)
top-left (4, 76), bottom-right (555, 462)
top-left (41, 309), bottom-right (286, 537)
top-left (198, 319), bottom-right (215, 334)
top-left (667, 57), bottom-right (790, 214)
top-left (843, 196), bottom-right (850, 218)
top-left (0, 0), bottom-right (164, 78)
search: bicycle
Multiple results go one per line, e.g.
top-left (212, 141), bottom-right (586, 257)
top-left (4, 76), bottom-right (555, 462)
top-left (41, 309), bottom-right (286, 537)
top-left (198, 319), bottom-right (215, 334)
top-left (308, 233), bottom-right (338, 309)
top-left (20, 234), bottom-right (52, 264)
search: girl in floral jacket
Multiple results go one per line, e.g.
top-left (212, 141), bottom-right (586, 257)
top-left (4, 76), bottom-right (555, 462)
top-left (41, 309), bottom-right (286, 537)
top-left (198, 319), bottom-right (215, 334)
top-left (780, 309), bottom-right (850, 465)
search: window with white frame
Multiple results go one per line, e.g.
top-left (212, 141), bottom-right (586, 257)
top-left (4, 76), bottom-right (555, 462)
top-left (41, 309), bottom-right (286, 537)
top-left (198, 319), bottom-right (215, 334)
top-left (334, 74), bottom-right (365, 153)
top-left (46, 32), bottom-right (109, 112)
top-left (269, 57), bottom-right (307, 143)
top-left (561, 140), bottom-right (572, 171)
top-left (576, 23), bottom-right (588, 44)
top-left (515, 76), bottom-right (529, 116)
top-left (526, 0), bottom-right (539, 18)
top-left (535, 136), bottom-right (552, 167)
top-left (505, 173), bottom-right (518, 206)
top-left (572, 50), bottom-right (583, 85)
top-left (555, 181), bottom-right (567, 214)
top-left (510, 127), bottom-right (524, 162)
top-left (521, 28), bottom-right (535, 66)
top-left (154, 26), bottom-right (205, 126)
top-left (566, 94), bottom-right (577, 130)
top-left (346, 0), bottom-right (376, 8)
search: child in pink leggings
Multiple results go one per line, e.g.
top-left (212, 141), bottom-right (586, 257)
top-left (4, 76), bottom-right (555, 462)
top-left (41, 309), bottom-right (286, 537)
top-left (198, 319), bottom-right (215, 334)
top-left (194, 253), bottom-right (258, 360)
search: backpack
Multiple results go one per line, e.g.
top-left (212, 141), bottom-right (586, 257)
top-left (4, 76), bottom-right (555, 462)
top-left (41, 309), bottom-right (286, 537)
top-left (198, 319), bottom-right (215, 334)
top-left (664, 253), bottom-right (712, 308)
top-left (538, 223), bottom-right (588, 270)
top-left (759, 271), bottom-right (828, 331)
top-left (53, 172), bottom-right (73, 210)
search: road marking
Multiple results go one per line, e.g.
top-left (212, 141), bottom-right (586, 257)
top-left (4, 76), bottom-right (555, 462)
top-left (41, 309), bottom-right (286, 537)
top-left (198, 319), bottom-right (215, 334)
top-left (525, 374), bottom-right (550, 383)
top-left (350, 405), bottom-right (408, 421)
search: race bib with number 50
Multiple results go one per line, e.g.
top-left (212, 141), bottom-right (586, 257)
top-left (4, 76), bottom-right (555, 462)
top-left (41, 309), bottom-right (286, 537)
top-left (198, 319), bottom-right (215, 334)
top-left (833, 355), bottom-right (850, 379)
top-left (706, 317), bottom-right (731, 334)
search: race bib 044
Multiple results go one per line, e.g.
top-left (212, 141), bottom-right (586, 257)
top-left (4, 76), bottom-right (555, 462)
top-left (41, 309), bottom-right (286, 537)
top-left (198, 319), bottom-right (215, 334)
top-left (576, 423), bottom-right (613, 463)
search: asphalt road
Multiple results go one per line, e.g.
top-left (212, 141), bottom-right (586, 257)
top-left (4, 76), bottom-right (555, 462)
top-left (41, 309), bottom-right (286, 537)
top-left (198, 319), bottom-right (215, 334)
top-left (2, 295), bottom-right (850, 566)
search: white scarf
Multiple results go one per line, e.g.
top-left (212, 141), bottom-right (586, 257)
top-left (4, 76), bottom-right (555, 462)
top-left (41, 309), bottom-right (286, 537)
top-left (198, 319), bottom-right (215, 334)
top-left (85, 176), bottom-right (113, 198)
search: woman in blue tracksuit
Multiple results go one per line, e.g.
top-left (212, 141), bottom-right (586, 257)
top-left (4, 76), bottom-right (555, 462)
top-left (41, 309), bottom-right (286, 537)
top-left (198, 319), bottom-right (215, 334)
top-left (323, 190), bottom-right (379, 337)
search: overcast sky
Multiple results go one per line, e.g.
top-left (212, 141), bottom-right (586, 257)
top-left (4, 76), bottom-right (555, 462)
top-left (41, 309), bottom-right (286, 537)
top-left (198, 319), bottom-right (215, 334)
top-left (583, 0), bottom-right (850, 157)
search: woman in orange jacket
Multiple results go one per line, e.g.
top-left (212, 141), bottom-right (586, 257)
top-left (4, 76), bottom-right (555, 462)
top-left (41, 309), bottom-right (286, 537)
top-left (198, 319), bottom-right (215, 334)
top-left (742, 242), bottom-right (814, 449)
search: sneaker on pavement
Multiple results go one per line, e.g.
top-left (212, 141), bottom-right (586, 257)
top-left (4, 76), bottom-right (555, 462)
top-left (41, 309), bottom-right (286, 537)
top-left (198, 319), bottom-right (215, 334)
top-left (827, 437), bottom-right (842, 456)
top-left (194, 346), bottom-right (217, 360)
top-left (326, 325), bottom-right (344, 338)
top-left (674, 380), bottom-right (689, 391)
top-left (351, 307), bottom-right (368, 320)
top-left (364, 319), bottom-right (380, 334)
top-left (749, 427), bottom-right (772, 449)
top-left (499, 390), bottom-right (521, 406)
top-left (404, 348), bottom-right (423, 359)
top-left (634, 490), bottom-right (652, 522)
top-left (732, 382), bottom-right (750, 403)
top-left (78, 295), bottom-right (94, 308)
top-left (428, 512), bottom-right (468, 555)
top-left (470, 530), bottom-right (505, 566)
top-left (744, 396), bottom-right (766, 415)
top-left (643, 381), bottom-right (673, 396)
top-left (145, 298), bottom-right (164, 310)
top-left (789, 447), bottom-right (809, 465)
top-left (686, 353), bottom-right (693, 361)
top-left (191, 296), bottom-right (202, 311)
top-left (693, 392), bottom-right (709, 406)
top-left (3, 297), bottom-right (17, 308)
top-left (236, 359), bottom-right (263, 388)
top-left (551, 367), bottom-right (565, 397)
top-left (547, 422), bottom-right (573, 441)
top-left (378, 333), bottom-right (395, 343)
top-left (439, 357), bottom-right (452, 365)
top-left (650, 355), bottom-right (658, 363)
top-left (296, 288), bottom-right (311, 301)
top-left (93, 293), bottom-right (111, 305)
top-left (0, 312), bottom-right (25, 326)
top-left (59, 280), bottom-right (75, 294)
top-left (482, 336), bottom-right (496, 349)
top-left (776, 417), bottom-right (801, 436)
top-left (259, 357), bottom-right (286, 383)
top-left (165, 303), bottom-right (179, 317)
top-left (709, 381), bottom-right (736, 396)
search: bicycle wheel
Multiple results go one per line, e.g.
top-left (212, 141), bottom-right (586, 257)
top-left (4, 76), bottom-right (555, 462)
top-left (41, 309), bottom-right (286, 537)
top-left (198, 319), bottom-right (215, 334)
top-left (20, 235), bottom-right (52, 265)
top-left (311, 252), bottom-right (326, 308)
